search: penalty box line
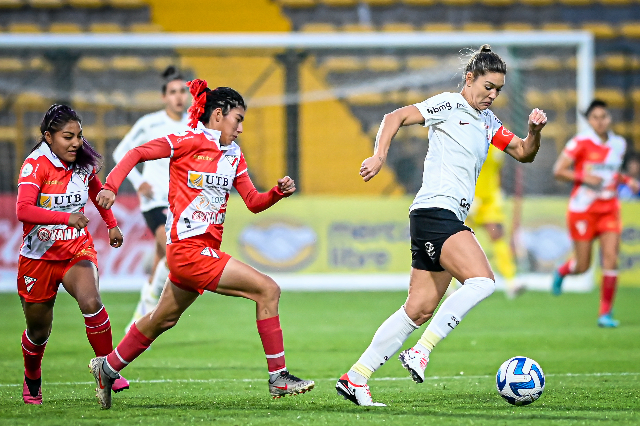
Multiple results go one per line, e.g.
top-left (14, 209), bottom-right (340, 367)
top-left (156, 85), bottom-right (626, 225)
top-left (0, 372), bottom-right (638, 388)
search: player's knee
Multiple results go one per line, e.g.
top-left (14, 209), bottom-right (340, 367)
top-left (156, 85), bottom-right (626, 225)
top-left (464, 276), bottom-right (495, 298)
top-left (154, 312), bottom-right (181, 332)
top-left (259, 275), bottom-right (281, 304)
top-left (78, 296), bottom-right (102, 315)
top-left (573, 262), bottom-right (590, 274)
top-left (27, 327), bottom-right (50, 345)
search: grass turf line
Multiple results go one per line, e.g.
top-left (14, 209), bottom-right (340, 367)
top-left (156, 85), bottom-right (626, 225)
top-left (0, 288), bottom-right (639, 425)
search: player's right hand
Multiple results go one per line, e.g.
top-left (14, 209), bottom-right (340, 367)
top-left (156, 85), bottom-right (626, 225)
top-left (96, 189), bottom-right (116, 209)
top-left (68, 213), bottom-right (89, 230)
top-left (360, 156), bottom-right (384, 182)
top-left (138, 182), bottom-right (154, 199)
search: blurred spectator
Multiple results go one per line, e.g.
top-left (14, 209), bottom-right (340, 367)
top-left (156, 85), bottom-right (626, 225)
top-left (618, 153), bottom-right (640, 199)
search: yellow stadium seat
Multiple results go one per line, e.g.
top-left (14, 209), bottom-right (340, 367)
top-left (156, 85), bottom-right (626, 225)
top-left (461, 22), bottom-right (494, 32)
top-left (28, 57), bottom-right (52, 71)
top-left (109, 91), bottom-right (129, 107)
top-left (15, 92), bottom-right (50, 108)
top-left (406, 55), bottom-right (438, 70)
top-left (342, 22), bottom-right (375, 32)
top-left (480, 0), bottom-right (514, 5)
top-left (595, 88), bottom-right (626, 108)
top-left (401, 0), bottom-right (436, 5)
top-left (541, 22), bottom-right (573, 31)
top-left (598, 0), bottom-right (631, 4)
top-left (501, 22), bottom-right (534, 31)
top-left (107, 0), bottom-right (145, 6)
top-left (558, 0), bottom-right (591, 5)
top-left (274, 0), bottom-right (316, 6)
top-left (0, 0), bottom-right (23, 8)
top-left (442, 0), bottom-right (476, 5)
top-left (520, 0), bottom-right (554, 5)
top-left (111, 56), bottom-right (147, 72)
top-left (422, 23), bottom-right (456, 32)
top-left (129, 22), bottom-right (163, 32)
top-left (362, 0), bottom-right (397, 5)
top-left (531, 56), bottom-right (563, 71)
top-left (318, 56), bottom-right (364, 72)
top-left (320, 0), bottom-right (357, 5)
top-left (133, 91), bottom-right (163, 109)
top-left (0, 126), bottom-right (18, 142)
top-left (89, 22), bottom-right (123, 33)
top-left (346, 92), bottom-right (385, 106)
top-left (151, 56), bottom-right (177, 73)
top-left (404, 89), bottom-right (429, 104)
top-left (0, 57), bottom-right (24, 71)
top-left (301, 22), bottom-right (337, 32)
top-left (599, 54), bottom-right (640, 71)
top-left (381, 22), bottom-right (415, 32)
top-left (107, 125), bottom-right (132, 140)
top-left (632, 88), bottom-right (640, 105)
top-left (49, 23), bottom-right (83, 33)
top-left (28, 0), bottom-right (63, 7)
top-left (620, 22), bottom-right (640, 38)
top-left (68, 0), bottom-right (103, 7)
top-left (612, 122), bottom-right (630, 136)
top-left (77, 56), bottom-right (108, 72)
top-left (366, 55), bottom-right (401, 72)
top-left (581, 22), bottom-right (617, 39)
top-left (8, 23), bottom-right (42, 32)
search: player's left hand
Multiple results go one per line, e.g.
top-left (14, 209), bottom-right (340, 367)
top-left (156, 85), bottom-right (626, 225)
top-left (528, 108), bottom-right (548, 133)
top-left (278, 176), bottom-right (296, 195)
top-left (108, 226), bottom-right (123, 248)
top-left (630, 178), bottom-right (640, 194)
top-left (96, 189), bottom-right (116, 209)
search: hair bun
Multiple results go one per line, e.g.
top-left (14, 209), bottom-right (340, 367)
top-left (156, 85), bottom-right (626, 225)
top-left (480, 44), bottom-right (492, 53)
top-left (162, 65), bottom-right (177, 79)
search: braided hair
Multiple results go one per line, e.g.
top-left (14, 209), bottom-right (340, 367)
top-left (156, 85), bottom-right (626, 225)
top-left (32, 104), bottom-right (102, 173)
top-left (186, 79), bottom-right (246, 129)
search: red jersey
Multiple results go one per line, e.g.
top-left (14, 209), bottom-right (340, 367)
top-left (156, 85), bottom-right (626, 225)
top-left (16, 143), bottom-right (117, 260)
top-left (562, 129), bottom-right (627, 213)
top-left (104, 125), bottom-right (286, 247)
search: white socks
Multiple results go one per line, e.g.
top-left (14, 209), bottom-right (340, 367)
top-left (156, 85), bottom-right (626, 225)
top-left (417, 277), bottom-right (495, 349)
top-left (349, 306), bottom-right (418, 384)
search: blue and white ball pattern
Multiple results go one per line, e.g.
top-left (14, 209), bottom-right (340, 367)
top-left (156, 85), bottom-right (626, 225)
top-left (496, 356), bottom-right (545, 406)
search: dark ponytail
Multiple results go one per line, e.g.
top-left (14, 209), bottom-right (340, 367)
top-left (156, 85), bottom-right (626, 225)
top-left (463, 44), bottom-right (507, 82)
top-left (33, 104), bottom-right (102, 173)
top-left (186, 79), bottom-right (246, 129)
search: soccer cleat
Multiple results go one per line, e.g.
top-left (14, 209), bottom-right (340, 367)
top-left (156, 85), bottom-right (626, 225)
top-left (23, 375), bottom-right (42, 405)
top-left (551, 270), bottom-right (564, 296)
top-left (399, 348), bottom-right (429, 384)
top-left (268, 370), bottom-right (315, 398)
top-left (112, 376), bottom-right (130, 393)
top-left (336, 373), bottom-right (386, 407)
top-left (597, 313), bottom-right (619, 328)
top-left (89, 356), bottom-right (117, 409)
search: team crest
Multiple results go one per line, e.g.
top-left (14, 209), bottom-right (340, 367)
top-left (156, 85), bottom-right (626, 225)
top-left (225, 155), bottom-right (239, 167)
top-left (24, 276), bottom-right (37, 293)
top-left (200, 247), bottom-right (219, 258)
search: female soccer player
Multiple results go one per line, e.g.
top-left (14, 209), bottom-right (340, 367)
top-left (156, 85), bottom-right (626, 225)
top-left (552, 99), bottom-right (638, 327)
top-left (16, 105), bottom-right (129, 404)
top-left (336, 45), bottom-right (547, 406)
top-left (89, 80), bottom-right (315, 409)
top-left (112, 66), bottom-right (190, 330)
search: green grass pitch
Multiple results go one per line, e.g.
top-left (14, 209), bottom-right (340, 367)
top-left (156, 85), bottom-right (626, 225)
top-left (1, 287), bottom-right (639, 425)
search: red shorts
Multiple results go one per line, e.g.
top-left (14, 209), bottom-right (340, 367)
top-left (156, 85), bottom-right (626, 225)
top-left (17, 244), bottom-right (98, 303)
top-left (567, 209), bottom-right (621, 241)
top-left (167, 236), bottom-right (232, 294)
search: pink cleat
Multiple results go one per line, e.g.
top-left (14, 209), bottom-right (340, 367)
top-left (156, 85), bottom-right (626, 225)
top-left (23, 375), bottom-right (42, 405)
top-left (112, 376), bottom-right (130, 393)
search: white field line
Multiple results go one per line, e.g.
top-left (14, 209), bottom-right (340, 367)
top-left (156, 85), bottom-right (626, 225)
top-left (0, 372), bottom-right (638, 388)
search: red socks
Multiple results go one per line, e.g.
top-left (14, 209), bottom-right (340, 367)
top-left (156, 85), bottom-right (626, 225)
top-left (22, 331), bottom-right (47, 380)
top-left (84, 306), bottom-right (113, 357)
top-left (106, 323), bottom-right (154, 373)
top-left (600, 271), bottom-right (618, 316)
top-left (257, 316), bottom-right (286, 374)
top-left (557, 259), bottom-right (575, 277)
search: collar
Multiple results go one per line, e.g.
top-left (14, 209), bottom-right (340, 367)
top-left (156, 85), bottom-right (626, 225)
top-left (38, 142), bottom-right (71, 170)
top-left (585, 128), bottom-right (614, 144)
top-left (456, 92), bottom-right (481, 117)
top-left (196, 122), bottom-right (234, 151)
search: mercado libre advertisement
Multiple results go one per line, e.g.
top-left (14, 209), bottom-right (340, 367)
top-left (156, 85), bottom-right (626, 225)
top-left (1, 194), bottom-right (639, 292)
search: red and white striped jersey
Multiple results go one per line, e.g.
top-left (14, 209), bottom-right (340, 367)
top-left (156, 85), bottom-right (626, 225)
top-left (562, 129), bottom-right (626, 213)
top-left (17, 144), bottom-right (96, 260)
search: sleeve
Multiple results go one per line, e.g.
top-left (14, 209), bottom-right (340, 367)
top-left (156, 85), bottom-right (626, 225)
top-left (233, 169), bottom-right (286, 214)
top-left (113, 119), bottom-right (147, 190)
top-left (486, 112), bottom-right (514, 152)
top-left (562, 137), bottom-right (581, 160)
top-left (413, 94), bottom-right (454, 127)
top-left (88, 174), bottom-right (117, 229)
top-left (236, 153), bottom-right (248, 177)
top-left (16, 183), bottom-right (70, 225)
top-left (104, 137), bottom-right (172, 194)
top-left (17, 157), bottom-right (46, 189)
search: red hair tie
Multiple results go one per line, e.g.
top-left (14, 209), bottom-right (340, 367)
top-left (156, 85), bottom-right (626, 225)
top-left (186, 79), bottom-right (209, 129)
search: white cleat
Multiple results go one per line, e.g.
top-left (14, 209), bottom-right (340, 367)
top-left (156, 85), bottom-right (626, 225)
top-left (399, 348), bottom-right (429, 383)
top-left (335, 373), bottom-right (386, 407)
top-left (88, 357), bottom-right (117, 409)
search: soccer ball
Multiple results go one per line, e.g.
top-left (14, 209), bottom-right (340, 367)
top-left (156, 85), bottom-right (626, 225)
top-left (496, 356), bottom-right (545, 406)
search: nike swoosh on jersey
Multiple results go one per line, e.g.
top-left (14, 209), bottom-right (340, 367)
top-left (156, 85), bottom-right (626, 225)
top-left (459, 121), bottom-right (469, 125)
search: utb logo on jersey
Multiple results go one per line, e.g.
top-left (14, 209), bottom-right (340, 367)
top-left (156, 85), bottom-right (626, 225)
top-left (38, 192), bottom-right (84, 209)
top-left (187, 171), bottom-right (231, 190)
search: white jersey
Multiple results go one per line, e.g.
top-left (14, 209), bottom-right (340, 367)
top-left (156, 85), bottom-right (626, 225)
top-left (410, 92), bottom-right (514, 221)
top-left (113, 110), bottom-right (189, 212)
